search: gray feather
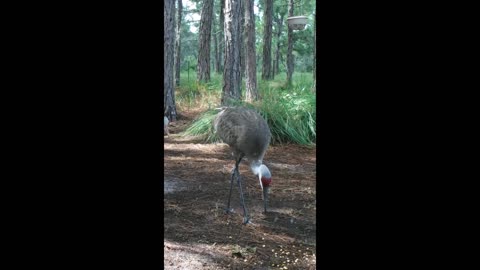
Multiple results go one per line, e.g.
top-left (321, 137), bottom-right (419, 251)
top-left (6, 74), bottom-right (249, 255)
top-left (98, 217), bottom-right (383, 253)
top-left (214, 107), bottom-right (271, 162)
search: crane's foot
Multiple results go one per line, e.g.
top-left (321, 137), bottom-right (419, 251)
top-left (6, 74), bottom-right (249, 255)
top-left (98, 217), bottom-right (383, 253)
top-left (224, 208), bottom-right (234, 214)
top-left (231, 168), bottom-right (240, 180)
top-left (242, 217), bottom-right (251, 225)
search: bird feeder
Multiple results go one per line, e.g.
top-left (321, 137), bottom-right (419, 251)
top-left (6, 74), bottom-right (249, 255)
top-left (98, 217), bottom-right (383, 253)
top-left (287, 16), bottom-right (308, 30)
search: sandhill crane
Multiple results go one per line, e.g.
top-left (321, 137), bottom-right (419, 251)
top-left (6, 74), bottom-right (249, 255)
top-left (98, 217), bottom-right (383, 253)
top-left (214, 107), bottom-right (272, 224)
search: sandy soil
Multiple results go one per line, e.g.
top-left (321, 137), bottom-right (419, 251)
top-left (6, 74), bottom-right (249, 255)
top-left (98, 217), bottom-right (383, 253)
top-left (164, 109), bottom-right (317, 269)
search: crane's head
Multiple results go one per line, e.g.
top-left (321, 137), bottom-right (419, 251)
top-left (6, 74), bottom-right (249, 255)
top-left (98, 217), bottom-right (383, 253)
top-left (259, 164), bottom-right (272, 188)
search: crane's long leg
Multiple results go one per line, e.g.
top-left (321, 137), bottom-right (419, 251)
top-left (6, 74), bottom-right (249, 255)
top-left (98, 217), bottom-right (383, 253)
top-left (225, 153), bottom-right (250, 224)
top-left (225, 168), bottom-right (235, 214)
top-left (237, 170), bottom-right (250, 224)
top-left (225, 153), bottom-right (244, 214)
top-left (231, 154), bottom-right (249, 224)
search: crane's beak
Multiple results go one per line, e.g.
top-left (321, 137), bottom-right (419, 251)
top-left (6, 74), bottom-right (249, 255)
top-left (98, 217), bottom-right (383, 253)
top-left (263, 186), bottom-right (270, 213)
top-left (258, 171), bottom-right (269, 213)
top-left (258, 172), bottom-right (264, 192)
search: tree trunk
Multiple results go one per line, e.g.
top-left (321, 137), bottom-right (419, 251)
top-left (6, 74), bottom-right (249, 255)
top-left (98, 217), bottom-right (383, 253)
top-left (239, 0), bottom-right (245, 78)
top-left (244, 0), bottom-right (257, 102)
top-left (262, 0), bottom-right (273, 80)
top-left (221, 0), bottom-right (241, 105)
top-left (273, 12), bottom-right (284, 77)
top-left (214, 16), bottom-right (221, 74)
top-left (174, 0), bottom-right (182, 87)
top-left (312, 12), bottom-right (316, 93)
top-left (219, 0), bottom-right (225, 71)
top-left (286, 0), bottom-right (294, 86)
top-left (280, 52), bottom-right (287, 70)
top-left (197, 0), bottom-right (214, 82)
top-left (164, 0), bottom-right (177, 121)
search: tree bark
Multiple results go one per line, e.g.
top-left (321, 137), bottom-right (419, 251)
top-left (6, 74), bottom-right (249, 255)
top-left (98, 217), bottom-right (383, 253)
top-left (286, 0), bottom-right (294, 86)
top-left (312, 11), bottom-right (316, 93)
top-left (213, 16), bottom-right (221, 74)
top-left (221, 0), bottom-right (241, 105)
top-left (244, 0), bottom-right (258, 102)
top-left (197, 0), bottom-right (214, 82)
top-left (262, 0), bottom-right (273, 80)
top-left (164, 0), bottom-right (177, 121)
top-left (219, 0), bottom-right (225, 71)
top-left (174, 0), bottom-right (182, 87)
top-left (239, 0), bottom-right (245, 78)
top-left (273, 12), bottom-right (284, 77)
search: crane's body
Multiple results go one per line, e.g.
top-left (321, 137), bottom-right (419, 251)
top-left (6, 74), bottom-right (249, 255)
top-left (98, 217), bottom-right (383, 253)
top-left (215, 107), bottom-right (270, 162)
top-left (214, 107), bottom-right (272, 224)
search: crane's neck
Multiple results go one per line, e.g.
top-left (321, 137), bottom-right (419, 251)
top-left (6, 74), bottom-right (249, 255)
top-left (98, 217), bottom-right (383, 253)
top-left (250, 160), bottom-right (263, 176)
top-left (251, 160), bottom-right (272, 191)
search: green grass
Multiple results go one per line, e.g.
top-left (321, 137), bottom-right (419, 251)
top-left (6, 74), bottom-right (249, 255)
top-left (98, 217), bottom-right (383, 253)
top-left (176, 72), bottom-right (223, 110)
top-left (183, 109), bottom-right (220, 142)
top-left (177, 71), bottom-right (316, 145)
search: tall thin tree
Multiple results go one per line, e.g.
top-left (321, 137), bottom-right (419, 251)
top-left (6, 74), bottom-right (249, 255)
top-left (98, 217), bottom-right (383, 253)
top-left (197, 0), bottom-right (214, 82)
top-left (164, 0), bottom-right (177, 121)
top-left (239, 0), bottom-right (245, 78)
top-left (221, 0), bottom-right (241, 105)
top-left (312, 11), bottom-right (316, 93)
top-left (174, 0), bottom-right (183, 87)
top-left (262, 0), bottom-right (273, 80)
top-left (219, 0), bottom-right (225, 71)
top-left (273, 8), bottom-right (285, 77)
top-left (286, 0), bottom-right (294, 85)
top-left (213, 14), bottom-right (221, 74)
top-left (244, 0), bottom-right (257, 101)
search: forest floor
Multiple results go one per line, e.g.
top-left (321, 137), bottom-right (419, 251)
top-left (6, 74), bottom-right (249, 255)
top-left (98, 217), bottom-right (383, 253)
top-left (164, 108), bottom-right (317, 270)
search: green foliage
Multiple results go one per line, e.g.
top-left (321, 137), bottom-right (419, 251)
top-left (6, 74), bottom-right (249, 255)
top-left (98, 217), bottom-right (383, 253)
top-left (176, 72), bottom-right (223, 110)
top-left (256, 72), bottom-right (316, 145)
top-left (182, 109), bottom-right (220, 143)
top-left (179, 0), bottom-right (315, 75)
top-left (180, 72), bottom-right (316, 146)
top-left (258, 79), bottom-right (316, 145)
top-left (174, 0), bottom-right (317, 145)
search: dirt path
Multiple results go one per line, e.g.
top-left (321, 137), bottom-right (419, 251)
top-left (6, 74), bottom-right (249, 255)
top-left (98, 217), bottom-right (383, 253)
top-left (164, 109), bottom-right (317, 270)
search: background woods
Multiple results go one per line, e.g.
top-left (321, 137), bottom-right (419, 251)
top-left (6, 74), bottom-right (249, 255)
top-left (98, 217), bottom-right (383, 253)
top-left (164, 0), bottom-right (316, 124)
